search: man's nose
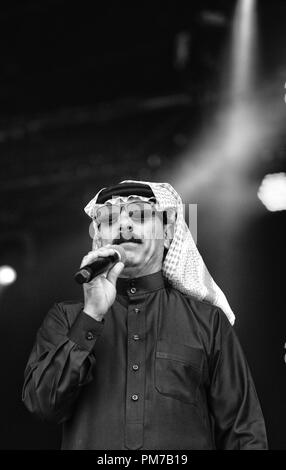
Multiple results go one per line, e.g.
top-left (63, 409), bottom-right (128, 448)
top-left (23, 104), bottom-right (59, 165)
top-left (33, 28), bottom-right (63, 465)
top-left (118, 207), bottom-right (133, 232)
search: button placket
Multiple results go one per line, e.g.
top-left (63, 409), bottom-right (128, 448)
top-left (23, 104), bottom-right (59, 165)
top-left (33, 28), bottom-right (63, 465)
top-left (125, 299), bottom-right (146, 449)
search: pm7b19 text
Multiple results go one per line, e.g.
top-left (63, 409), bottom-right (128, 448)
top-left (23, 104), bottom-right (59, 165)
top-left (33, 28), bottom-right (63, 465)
top-left (141, 454), bottom-right (188, 464)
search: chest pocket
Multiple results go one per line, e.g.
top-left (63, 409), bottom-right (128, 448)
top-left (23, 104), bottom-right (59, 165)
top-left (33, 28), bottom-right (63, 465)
top-left (155, 339), bottom-right (204, 405)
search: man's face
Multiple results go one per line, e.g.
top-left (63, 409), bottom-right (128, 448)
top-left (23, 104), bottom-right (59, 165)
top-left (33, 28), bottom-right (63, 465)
top-left (96, 197), bottom-right (169, 277)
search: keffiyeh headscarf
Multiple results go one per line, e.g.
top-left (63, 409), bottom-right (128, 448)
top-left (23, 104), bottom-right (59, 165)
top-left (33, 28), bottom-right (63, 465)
top-left (84, 180), bottom-right (235, 325)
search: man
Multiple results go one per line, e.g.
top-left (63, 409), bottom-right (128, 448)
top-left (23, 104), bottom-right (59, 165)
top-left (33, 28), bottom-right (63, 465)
top-left (22, 180), bottom-right (268, 450)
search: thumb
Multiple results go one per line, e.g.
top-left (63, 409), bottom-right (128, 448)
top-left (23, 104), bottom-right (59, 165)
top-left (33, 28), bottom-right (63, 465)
top-left (106, 261), bottom-right (125, 286)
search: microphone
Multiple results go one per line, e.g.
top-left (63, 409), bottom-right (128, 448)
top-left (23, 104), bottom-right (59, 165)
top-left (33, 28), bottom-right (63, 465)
top-left (74, 245), bottom-right (126, 284)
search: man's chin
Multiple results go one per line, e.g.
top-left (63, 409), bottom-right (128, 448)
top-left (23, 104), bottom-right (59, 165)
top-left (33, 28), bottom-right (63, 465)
top-left (122, 261), bottom-right (135, 269)
top-left (121, 247), bottom-right (141, 268)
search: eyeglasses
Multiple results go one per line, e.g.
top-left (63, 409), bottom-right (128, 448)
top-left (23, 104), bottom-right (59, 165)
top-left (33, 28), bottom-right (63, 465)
top-left (94, 201), bottom-right (157, 227)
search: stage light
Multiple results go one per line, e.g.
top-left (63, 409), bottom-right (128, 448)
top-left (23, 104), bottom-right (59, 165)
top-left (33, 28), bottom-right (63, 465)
top-left (0, 265), bottom-right (17, 286)
top-left (257, 173), bottom-right (286, 212)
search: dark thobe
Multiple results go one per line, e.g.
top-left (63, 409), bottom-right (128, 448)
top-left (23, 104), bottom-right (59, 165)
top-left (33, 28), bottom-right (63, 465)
top-left (22, 271), bottom-right (268, 450)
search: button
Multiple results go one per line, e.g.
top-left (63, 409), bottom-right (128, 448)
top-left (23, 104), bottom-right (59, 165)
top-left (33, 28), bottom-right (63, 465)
top-left (134, 308), bottom-right (140, 314)
top-left (86, 331), bottom-right (94, 340)
top-left (133, 334), bottom-right (140, 341)
top-left (132, 364), bottom-right (139, 371)
top-left (130, 287), bottom-right (136, 294)
top-left (131, 394), bottom-right (139, 401)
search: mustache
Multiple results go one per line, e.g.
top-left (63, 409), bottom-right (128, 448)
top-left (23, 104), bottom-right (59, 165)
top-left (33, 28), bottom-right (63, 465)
top-left (112, 235), bottom-right (143, 245)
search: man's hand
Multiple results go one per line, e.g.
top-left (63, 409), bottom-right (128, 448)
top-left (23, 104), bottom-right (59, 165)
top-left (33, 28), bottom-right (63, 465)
top-left (81, 246), bottom-right (125, 322)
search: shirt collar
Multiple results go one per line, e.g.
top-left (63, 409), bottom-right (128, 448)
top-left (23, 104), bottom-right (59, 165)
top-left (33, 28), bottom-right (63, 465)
top-left (117, 270), bottom-right (165, 296)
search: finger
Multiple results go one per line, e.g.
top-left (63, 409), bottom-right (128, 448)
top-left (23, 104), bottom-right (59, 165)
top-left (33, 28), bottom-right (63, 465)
top-left (80, 247), bottom-right (118, 269)
top-left (106, 262), bottom-right (125, 286)
top-left (83, 272), bottom-right (107, 289)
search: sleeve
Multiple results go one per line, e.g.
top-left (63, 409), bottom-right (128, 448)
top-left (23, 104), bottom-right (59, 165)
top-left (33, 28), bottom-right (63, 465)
top-left (22, 302), bottom-right (104, 424)
top-left (207, 313), bottom-right (268, 450)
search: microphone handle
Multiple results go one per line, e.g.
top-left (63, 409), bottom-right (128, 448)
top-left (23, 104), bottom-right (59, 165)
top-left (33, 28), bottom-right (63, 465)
top-left (74, 252), bottom-right (119, 284)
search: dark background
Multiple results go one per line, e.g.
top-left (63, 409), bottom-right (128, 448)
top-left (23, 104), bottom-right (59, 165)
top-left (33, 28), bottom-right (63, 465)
top-left (0, 0), bottom-right (286, 449)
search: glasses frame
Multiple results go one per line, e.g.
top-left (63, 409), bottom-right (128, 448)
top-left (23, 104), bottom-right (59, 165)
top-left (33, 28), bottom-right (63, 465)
top-left (93, 200), bottom-right (158, 227)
